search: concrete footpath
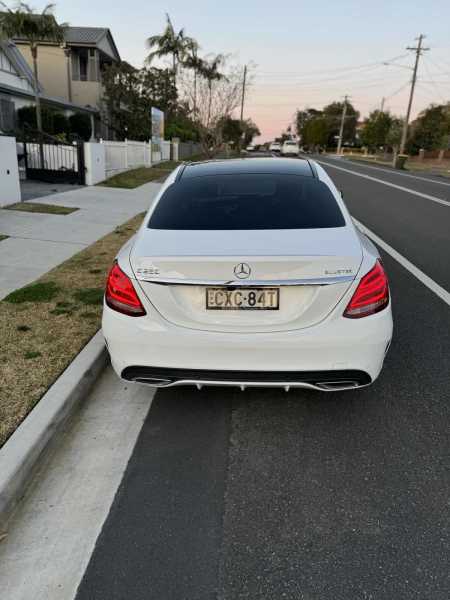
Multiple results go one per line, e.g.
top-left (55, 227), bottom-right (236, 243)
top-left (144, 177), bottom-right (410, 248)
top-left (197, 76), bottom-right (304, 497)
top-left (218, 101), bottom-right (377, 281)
top-left (0, 181), bottom-right (161, 299)
top-left (0, 367), bottom-right (155, 600)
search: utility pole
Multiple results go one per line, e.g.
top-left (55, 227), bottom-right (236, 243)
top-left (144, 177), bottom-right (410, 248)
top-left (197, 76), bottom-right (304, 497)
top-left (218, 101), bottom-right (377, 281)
top-left (240, 65), bottom-right (247, 121)
top-left (337, 95), bottom-right (348, 155)
top-left (380, 97), bottom-right (385, 113)
top-left (399, 34), bottom-right (429, 154)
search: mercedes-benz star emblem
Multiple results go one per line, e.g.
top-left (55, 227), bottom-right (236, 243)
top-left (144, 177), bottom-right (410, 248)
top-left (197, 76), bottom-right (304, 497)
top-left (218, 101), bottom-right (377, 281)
top-left (234, 262), bottom-right (251, 279)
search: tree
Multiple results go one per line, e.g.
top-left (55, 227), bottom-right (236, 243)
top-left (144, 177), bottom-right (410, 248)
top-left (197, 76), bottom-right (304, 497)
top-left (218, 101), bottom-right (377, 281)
top-left (386, 117), bottom-right (404, 153)
top-left (219, 116), bottom-right (243, 146)
top-left (217, 117), bottom-right (260, 148)
top-left (101, 61), bottom-right (178, 140)
top-left (296, 108), bottom-right (321, 140)
top-left (183, 58), bottom-right (243, 157)
top-left (241, 118), bottom-right (260, 146)
top-left (146, 13), bottom-right (195, 88)
top-left (322, 101), bottom-right (359, 147)
top-left (303, 116), bottom-right (329, 149)
top-left (407, 103), bottom-right (450, 154)
top-left (0, 2), bottom-right (66, 134)
top-left (200, 53), bottom-right (226, 127)
top-left (360, 110), bottom-right (393, 151)
top-left (68, 113), bottom-right (92, 141)
top-left (182, 38), bottom-right (203, 118)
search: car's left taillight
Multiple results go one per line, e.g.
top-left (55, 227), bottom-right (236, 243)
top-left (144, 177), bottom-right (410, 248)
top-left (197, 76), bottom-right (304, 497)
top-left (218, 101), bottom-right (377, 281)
top-left (105, 261), bottom-right (146, 316)
top-left (343, 259), bottom-right (389, 319)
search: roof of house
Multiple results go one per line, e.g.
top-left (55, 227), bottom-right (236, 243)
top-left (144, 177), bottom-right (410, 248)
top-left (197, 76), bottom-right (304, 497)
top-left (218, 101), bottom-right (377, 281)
top-left (10, 24), bottom-right (121, 62)
top-left (63, 27), bottom-right (120, 61)
top-left (0, 40), bottom-right (42, 91)
top-left (64, 26), bottom-right (107, 44)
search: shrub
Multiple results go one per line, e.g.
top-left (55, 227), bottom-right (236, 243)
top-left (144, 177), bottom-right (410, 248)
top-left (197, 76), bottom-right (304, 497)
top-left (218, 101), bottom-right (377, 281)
top-left (69, 113), bottom-right (92, 141)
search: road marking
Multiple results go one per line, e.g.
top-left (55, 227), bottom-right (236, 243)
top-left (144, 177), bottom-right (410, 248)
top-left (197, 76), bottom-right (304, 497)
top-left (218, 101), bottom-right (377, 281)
top-left (353, 217), bottom-right (450, 307)
top-left (324, 156), bottom-right (450, 187)
top-left (319, 160), bottom-right (450, 207)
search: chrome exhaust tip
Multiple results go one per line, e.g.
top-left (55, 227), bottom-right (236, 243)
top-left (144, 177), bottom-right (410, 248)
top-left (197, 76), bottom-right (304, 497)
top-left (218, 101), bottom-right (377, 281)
top-left (316, 380), bottom-right (360, 391)
top-left (134, 377), bottom-right (173, 387)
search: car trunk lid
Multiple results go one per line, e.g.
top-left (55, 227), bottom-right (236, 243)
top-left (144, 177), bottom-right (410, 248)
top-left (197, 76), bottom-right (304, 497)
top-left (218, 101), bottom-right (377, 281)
top-left (130, 227), bottom-right (362, 332)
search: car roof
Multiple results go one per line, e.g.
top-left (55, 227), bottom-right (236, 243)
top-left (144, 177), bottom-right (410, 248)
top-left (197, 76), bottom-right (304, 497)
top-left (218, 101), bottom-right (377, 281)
top-left (181, 158), bottom-right (313, 179)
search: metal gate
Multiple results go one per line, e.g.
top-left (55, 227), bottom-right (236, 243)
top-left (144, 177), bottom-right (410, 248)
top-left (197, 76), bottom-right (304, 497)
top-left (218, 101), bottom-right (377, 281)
top-left (23, 135), bottom-right (85, 185)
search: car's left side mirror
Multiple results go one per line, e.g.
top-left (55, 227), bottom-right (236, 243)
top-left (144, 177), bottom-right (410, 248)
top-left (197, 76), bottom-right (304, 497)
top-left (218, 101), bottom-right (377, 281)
top-left (340, 190), bottom-right (344, 198)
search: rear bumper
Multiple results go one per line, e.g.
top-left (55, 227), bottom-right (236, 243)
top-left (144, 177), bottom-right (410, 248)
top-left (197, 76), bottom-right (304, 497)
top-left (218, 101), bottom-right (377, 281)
top-left (103, 300), bottom-right (393, 391)
top-left (121, 366), bottom-right (371, 391)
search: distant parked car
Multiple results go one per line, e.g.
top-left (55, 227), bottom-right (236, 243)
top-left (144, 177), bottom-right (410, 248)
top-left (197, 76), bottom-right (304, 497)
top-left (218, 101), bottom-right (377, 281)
top-left (281, 140), bottom-right (300, 156)
top-left (246, 144), bottom-right (255, 152)
top-left (269, 142), bottom-right (281, 153)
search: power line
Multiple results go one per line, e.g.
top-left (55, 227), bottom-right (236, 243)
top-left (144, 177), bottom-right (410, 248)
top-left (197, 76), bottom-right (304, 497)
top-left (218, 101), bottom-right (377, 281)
top-left (255, 54), bottom-right (411, 77)
top-left (421, 57), bottom-right (448, 103)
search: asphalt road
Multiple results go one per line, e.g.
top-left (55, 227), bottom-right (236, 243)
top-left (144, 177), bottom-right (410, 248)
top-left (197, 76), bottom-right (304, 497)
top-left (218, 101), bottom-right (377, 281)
top-left (71, 157), bottom-right (449, 599)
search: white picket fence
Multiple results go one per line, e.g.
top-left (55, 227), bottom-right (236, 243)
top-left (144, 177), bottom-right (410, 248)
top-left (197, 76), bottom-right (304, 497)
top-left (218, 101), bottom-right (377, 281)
top-left (101, 139), bottom-right (174, 178)
top-left (101, 140), bottom-right (152, 178)
top-left (161, 140), bottom-right (171, 161)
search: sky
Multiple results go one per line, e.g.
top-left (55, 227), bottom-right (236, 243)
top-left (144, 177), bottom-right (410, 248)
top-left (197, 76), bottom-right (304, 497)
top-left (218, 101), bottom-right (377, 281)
top-left (27, 0), bottom-right (450, 141)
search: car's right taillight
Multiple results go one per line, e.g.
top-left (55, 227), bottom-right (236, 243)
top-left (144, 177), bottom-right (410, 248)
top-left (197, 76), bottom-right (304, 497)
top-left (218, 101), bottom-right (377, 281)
top-left (343, 259), bottom-right (389, 319)
top-left (105, 261), bottom-right (146, 317)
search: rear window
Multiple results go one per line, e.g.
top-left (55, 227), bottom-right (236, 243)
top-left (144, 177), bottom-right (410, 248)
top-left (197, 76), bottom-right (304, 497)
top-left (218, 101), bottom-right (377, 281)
top-left (148, 174), bottom-right (345, 230)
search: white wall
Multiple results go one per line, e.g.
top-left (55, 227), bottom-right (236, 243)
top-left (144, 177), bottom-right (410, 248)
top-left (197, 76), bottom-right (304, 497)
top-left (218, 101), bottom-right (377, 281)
top-left (0, 136), bottom-right (21, 207)
top-left (84, 142), bottom-right (105, 185)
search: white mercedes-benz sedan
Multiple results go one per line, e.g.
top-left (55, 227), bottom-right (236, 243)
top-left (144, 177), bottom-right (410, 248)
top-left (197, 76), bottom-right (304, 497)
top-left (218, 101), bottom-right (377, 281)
top-left (102, 158), bottom-right (393, 392)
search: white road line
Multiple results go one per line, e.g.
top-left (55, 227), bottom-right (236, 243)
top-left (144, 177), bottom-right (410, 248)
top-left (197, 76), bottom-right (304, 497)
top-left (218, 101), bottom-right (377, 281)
top-left (319, 160), bottom-right (450, 207)
top-left (353, 217), bottom-right (450, 307)
top-left (324, 156), bottom-right (450, 187)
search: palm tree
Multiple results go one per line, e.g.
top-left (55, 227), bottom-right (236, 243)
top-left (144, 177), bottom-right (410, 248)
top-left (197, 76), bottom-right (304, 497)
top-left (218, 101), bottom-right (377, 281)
top-left (182, 39), bottom-right (203, 119)
top-left (0, 2), bottom-right (66, 134)
top-left (201, 54), bottom-right (225, 127)
top-left (146, 13), bottom-right (195, 88)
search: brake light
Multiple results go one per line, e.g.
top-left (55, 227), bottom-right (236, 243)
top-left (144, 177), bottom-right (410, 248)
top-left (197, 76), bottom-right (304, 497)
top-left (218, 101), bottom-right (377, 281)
top-left (105, 262), bottom-right (146, 316)
top-left (343, 260), bottom-right (389, 319)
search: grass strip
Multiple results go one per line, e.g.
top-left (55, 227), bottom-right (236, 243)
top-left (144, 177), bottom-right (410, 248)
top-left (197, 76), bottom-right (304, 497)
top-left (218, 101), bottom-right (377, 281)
top-left (98, 155), bottom-right (211, 189)
top-left (345, 156), bottom-right (450, 178)
top-left (99, 166), bottom-right (175, 189)
top-left (4, 202), bottom-right (79, 215)
top-left (0, 212), bottom-right (145, 448)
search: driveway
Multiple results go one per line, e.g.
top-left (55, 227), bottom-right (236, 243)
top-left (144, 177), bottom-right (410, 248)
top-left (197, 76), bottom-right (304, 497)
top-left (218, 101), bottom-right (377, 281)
top-left (20, 180), bottom-right (84, 202)
top-left (0, 181), bottom-right (161, 299)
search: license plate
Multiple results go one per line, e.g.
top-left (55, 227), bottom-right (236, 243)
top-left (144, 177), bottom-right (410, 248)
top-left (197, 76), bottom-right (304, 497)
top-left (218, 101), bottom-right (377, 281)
top-left (206, 287), bottom-right (279, 310)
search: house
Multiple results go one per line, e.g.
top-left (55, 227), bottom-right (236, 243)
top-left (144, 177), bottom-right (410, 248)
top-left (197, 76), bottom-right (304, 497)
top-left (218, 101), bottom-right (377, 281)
top-left (14, 26), bottom-right (120, 137)
top-left (0, 39), bottom-right (97, 135)
top-left (0, 40), bottom-right (38, 131)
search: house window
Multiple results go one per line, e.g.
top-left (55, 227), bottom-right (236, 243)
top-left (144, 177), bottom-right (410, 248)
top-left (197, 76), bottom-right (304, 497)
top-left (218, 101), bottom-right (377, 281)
top-left (79, 50), bottom-right (88, 81)
top-left (0, 97), bottom-right (15, 132)
top-left (0, 49), bottom-right (14, 73)
top-left (71, 48), bottom-right (98, 82)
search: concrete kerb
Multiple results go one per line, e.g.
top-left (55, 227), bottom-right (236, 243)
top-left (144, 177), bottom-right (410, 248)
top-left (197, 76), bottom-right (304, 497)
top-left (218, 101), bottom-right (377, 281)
top-left (0, 331), bottom-right (108, 530)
